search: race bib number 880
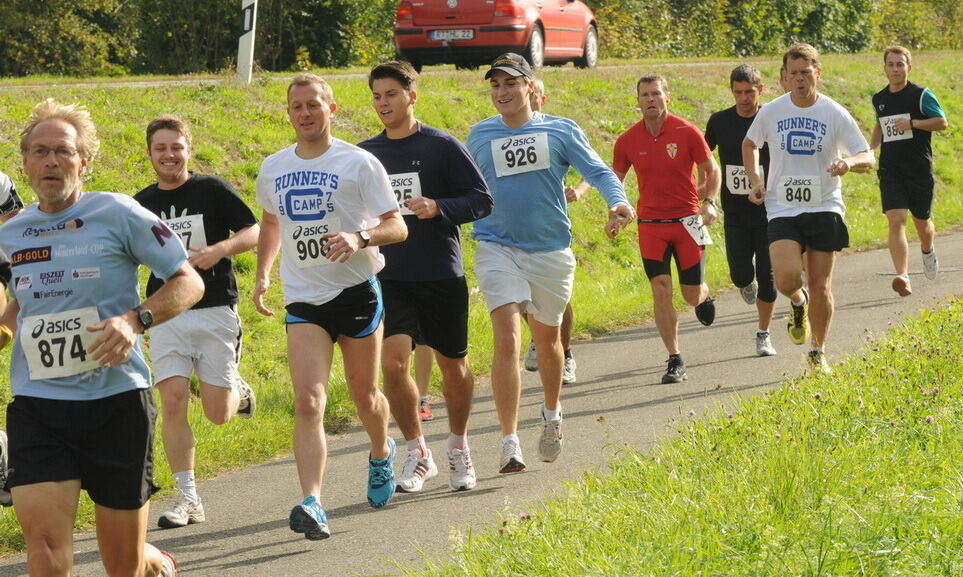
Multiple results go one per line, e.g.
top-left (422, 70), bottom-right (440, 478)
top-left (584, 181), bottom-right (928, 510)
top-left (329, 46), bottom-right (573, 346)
top-left (491, 132), bottom-right (551, 177)
top-left (879, 114), bottom-right (912, 143)
top-left (22, 307), bottom-right (102, 380)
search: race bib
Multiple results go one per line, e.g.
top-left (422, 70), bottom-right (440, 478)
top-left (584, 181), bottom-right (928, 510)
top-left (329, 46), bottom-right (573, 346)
top-left (165, 214), bottom-right (208, 250)
top-left (725, 164), bottom-right (763, 196)
top-left (22, 307), bottom-right (102, 380)
top-left (389, 172), bottom-right (423, 216)
top-left (879, 114), bottom-right (912, 143)
top-left (682, 214), bottom-right (712, 246)
top-left (491, 132), bottom-right (551, 177)
top-left (777, 175), bottom-right (822, 207)
top-left (283, 217), bottom-right (342, 269)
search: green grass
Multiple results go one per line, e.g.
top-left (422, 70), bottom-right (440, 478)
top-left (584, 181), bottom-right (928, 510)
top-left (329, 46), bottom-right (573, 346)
top-left (405, 295), bottom-right (963, 577)
top-left (1, 51), bottom-right (961, 553)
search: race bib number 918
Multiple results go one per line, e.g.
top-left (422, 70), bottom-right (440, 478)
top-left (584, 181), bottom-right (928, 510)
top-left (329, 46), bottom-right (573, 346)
top-left (22, 307), bottom-right (102, 380)
top-left (491, 132), bottom-right (551, 177)
top-left (777, 175), bottom-right (821, 207)
top-left (283, 218), bottom-right (342, 269)
top-left (725, 164), bottom-right (763, 195)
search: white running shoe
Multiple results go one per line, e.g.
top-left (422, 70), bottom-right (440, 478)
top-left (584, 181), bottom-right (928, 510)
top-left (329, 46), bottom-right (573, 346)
top-left (158, 496), bottom-right (206, 528)
top-left (396, 448), bottom-right (438, 493)
top-left (740, 281), bottom-right (758, 305)
top-left (562, 356), bottom-right (577, 384)
top-left (447, 447), bottom-right (477, 491)
top-left (236, 379), bottom-right (256, 419)
top-left (538, 415), bottom-right (563, 463)
top-left (0, 430), bottom-right (11, 507)
top-left (756, 332), bottom-right (776, 357)
top-left (807, 350), bottom-right (832, 375)
top-left (498, 437), bottom-right (526, 473)
top-left (891, 274), bottom-right (912, 297)
top-left (922, 249), bottom-right (939, 280)
top-left (523, 341), bottom-right (538, 372)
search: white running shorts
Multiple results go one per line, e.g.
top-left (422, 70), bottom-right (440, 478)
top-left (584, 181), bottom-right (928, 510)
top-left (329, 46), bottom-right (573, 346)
top-left (474, 241), bottom-right (575, 326)
top-left (149, 305), bottom-right (243, 389)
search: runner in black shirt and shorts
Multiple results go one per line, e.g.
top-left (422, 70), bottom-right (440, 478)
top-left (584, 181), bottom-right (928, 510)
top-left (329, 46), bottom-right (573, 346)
top-left (705, 65), bottom-right (777, 357)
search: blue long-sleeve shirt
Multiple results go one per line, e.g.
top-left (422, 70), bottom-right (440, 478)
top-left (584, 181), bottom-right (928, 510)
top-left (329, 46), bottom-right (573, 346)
top-left (467, 112), bottom-right (627, 253)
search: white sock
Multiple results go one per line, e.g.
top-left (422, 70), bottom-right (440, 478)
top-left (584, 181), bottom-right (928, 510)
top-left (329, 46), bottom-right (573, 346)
top-left (542, 405), bottom-right (561, 422)
top-left (173, 470), bottom-right (198, 503)
top-left (810, 346), bottom-right (824, 354)
top-left (502, 433), bottom-right (520, 446)
top-left (420, 396), bottom-right (429, 404)
top-left (406, 436), bottom-right (428, 458)
top-left (757, 329), bottom-right (769, 336)
top-left (447, 433), bottom-right (468, 451)
top-left (792, 291), bottom-right (808, 306)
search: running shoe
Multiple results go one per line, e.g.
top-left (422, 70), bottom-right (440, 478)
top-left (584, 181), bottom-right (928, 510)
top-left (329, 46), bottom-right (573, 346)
top-left (418, 399), bottom-right (435, 422)
top-left (159, 550), bottom-right (179, 577)
top-left (740, 281), bottom-right (758, 305)
top-left (661, 354), bottom-right (687, 384)
top-left (498, 437), bottom-right (526, 474)
top-left (367, 437), bottom-right (396, 508)
top-left (807, 349), bottom-right (832, 375)
top-left (289, 495), bottom-right (330, 540)
top-left (538, 414), bottom-right (563, 463)
top-left (523, 341), bottom-right (538, 372)
top-left (0, 430), bottom-right (11, 507)
top-left (396, 448), bottom-right (438, 493)
top-left (922, 249), bottom-right (939, 280)
top-left (755, 332), bottom-right (776, 357)
top-left (236, 379), bottom-right (256, 419)
top-left (447, 447), bottom-right (477, 491)
top-left (158, 496), bottom-right (205, 528)
top-left (891, 274), bottom-right (912, 297)
top-left (787, 287), bottom-right (810, 345)
top-left (562, 355), bottom-right (577, 384)
top-left (695, 295), bottom-right (716, 326)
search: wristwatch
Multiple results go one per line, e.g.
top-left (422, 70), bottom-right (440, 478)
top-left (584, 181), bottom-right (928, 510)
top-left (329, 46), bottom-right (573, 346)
top-left (357, 230), bottom-right (371, 248)
top-left (702, 198), bottom-right (717, 207)
top-left (133, 305), bottom-right (154, 331)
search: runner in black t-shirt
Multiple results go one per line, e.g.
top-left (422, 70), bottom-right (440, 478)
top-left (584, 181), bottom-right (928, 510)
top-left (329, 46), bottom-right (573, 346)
top-left (359, 61), bottom-right (492, 493)
top-left (135, 115), bottom-right (260, 529)
top-left (869, 46), bottom-right (948, 296)
top-left (705, 64), bottom-right (777, 357)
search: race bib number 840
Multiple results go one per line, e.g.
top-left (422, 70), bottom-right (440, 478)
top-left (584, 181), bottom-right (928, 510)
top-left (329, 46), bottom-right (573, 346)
top-left (22, 307), bottom-right (102, 380)
top-left (777, 175), bottom-right (821, 207)
top-left (491, 132), bottom-right (551, 177)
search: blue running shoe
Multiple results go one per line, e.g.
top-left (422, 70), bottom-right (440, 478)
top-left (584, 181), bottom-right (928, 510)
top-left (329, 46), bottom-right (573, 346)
top-left (367, 437), bottom-right (396, 508)
top-left (289, 496), bottom-right (330, 540)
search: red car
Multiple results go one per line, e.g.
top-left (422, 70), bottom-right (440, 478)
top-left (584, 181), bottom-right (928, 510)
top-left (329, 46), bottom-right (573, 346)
top-left (394, 0), bottom-right (599, 71)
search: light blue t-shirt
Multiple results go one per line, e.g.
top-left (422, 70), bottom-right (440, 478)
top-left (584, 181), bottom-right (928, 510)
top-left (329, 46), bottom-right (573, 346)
top-left (0, 192), bottom-right (188, 401)
top-left (466, 112), bottom-right (627, 252)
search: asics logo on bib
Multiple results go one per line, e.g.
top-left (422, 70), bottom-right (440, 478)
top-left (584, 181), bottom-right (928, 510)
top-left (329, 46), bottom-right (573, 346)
top-left (500, 135), bottom-right (538, 150)
top-left (31, 316), bottom-right (83, 339)
top-left (391, 176), bottom-right (415, 187)
top-left (290, 224), bottom-right (331, 239)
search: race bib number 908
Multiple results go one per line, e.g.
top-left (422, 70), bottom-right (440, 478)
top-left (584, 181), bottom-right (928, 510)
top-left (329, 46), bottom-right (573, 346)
top-left (491, 132), bottom-right (551, 177)
top-left (283, 218), bottom-right (342, 269)
top-left (777, 175), bottom-right (821, 207)
top-left (22, 307), bottom-right (102, 380)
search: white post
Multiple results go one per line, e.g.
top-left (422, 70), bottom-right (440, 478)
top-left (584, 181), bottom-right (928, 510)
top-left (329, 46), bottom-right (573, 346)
top-left (237, 0), bottom-right (258, 83)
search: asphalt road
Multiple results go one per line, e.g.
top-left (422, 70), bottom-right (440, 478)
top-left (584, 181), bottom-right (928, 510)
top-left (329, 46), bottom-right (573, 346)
top-left (1, 233), bottom-right (960, 577)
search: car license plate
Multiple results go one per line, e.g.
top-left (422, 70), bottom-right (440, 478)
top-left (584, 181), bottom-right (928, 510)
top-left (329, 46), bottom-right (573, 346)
top-left (430, 29), bottom-right (474, 41)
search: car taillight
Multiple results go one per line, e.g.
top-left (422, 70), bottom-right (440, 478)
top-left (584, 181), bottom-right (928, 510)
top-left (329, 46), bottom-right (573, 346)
top-left (396, 0), bottom-right (414, 22)
top-left (494, 0), bottom-right (522, 18)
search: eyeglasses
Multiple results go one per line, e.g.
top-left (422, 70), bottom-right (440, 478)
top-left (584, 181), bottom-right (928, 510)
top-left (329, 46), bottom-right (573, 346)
top-left (26, 146), bottom-right (79, 161)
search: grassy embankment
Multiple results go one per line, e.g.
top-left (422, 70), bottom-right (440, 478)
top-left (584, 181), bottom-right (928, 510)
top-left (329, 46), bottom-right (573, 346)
top-left (0, 52), bottom-right (960, 552)
top-left (405, 296), bottom-right (963, 577)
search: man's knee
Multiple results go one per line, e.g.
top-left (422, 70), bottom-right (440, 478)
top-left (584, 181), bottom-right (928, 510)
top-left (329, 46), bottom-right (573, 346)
top-left (650, 276), bottom-right (673, 301)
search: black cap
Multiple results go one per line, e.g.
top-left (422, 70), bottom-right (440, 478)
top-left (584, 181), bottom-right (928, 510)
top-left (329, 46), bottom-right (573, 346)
top-left (484, 53), bottom-right (534, 79)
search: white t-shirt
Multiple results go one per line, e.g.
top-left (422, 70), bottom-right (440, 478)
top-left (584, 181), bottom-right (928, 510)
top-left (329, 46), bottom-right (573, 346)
top-left (745, 93), bottom-right (869, 220)
top-left (256, 140), bottom-right (398, 305)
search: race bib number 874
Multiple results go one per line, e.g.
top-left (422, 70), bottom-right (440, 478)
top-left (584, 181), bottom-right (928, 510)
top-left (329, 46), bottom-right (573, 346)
top-left (491, 132), bottom-right (551, 177)
top-left (22, 307), bottom-right (102, 380)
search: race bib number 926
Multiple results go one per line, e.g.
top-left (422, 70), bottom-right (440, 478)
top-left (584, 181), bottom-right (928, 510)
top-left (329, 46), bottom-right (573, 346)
top-left (491, 132), bottom-right (551, 177)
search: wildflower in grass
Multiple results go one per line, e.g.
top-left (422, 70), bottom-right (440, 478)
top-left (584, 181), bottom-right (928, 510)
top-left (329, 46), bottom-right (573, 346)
top-left (688, 410), bottom-right (696, 416)
top-left (925, 416), bottom-right (935, 423)
top-left (813, 393), bottom-right (822, 400)
top-left (519, 512), bottom-right (531, 520)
